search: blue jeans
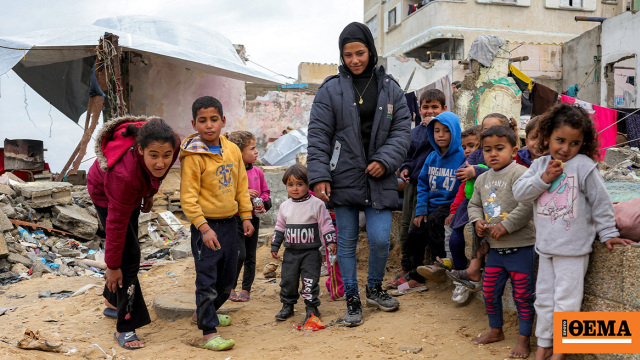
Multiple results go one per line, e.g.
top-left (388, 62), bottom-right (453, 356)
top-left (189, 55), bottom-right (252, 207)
top-left (334, 206), bottom-right (392, 298)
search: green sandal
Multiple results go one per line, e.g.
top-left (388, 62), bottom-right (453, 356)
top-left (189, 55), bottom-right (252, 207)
top-left (191, 314), bottom-right (232, 326)
top-left (199, 335), bottom-right (235, 351)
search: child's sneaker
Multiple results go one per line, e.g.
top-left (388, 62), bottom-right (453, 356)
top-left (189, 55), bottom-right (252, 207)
top-left (275, 304), bottom-right (294, 321)
top-left (451, 282), bottom-right (471, 303)
top-left (344, 296), bottom-right (363, 327)
top-left (199, 335), bottom-right (235, 351)
top-left (365, 284), bottom-right (400, 312)
top-left (304, 306), bottom-right (321, 323)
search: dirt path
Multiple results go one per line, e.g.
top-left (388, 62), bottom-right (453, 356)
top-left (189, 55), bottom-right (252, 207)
top-left (0, 236), bottom-right (529, 359)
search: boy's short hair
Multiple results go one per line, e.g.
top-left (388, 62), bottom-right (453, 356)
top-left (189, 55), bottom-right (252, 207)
top-left (461, 125), bottom-right (481, 139)
top-left (525, 116), bottom-right (540, 137)
top-left (419, 89), bottom-right (446, 108)
top-left (481, 125), bottom-right (517, 147)
top-left (192, 96), bottom-right (224, 120)
top-left (282, 164), bottom-right (308, 185)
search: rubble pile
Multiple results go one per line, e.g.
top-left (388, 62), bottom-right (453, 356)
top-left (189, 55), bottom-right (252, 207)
top-left (600, 147), bottom-right (640, 202)
top-left (0, 173), bottom-right (190, 286)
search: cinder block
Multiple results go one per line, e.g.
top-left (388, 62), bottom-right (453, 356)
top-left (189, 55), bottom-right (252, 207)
top-left (14, 181), bottom-right (73, 208)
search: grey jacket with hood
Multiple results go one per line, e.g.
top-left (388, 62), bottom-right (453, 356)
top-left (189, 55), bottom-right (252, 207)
top-left (307, 23), bottom-right (411, 209)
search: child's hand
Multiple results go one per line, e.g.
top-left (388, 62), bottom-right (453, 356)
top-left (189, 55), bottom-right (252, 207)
top-left (365, 161), bottom-right (386, 178)
top-left (254, 203), bottom-right (265, 213)
top-left (328, 243), bottom-right (337, 255)
top-left (243, 219), bottom-right (255, 237)
top-left (271, 251), bottom-right (279, 259)
top-left (141, 195), bottom-right (154, 213)
top-left (421, 116), bottom-right (433, 126)
top-left (201, 225), bottom-right (220, 251)
top-left (399, 169), bottom-right (410, 182)
top-left (475, 220), bottom-right (487, 237)
top-left (444, 213), bottom-right (454, 226)
top-left (541, 160), bottom-right (563, 183)
top-left (456, 162), bottom-right (475, 181)
top-left (604, 237), bottom-right (636, 252)
top-left (413, 215), bottom-right (427, 228)
top-left (490, 223), bottom-right (508, 240)
top-left (248, 189), bottom-right (259, 199)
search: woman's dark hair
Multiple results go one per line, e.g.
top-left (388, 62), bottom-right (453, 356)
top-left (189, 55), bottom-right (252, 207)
top-left (227, 131), bottom-right (256, 151)
top-left (481, 125), bottom-right (517, 147)
top-left (122, 117), bottom-right (177, 150)
top-left (537, 103), bottom-right (599, 161)
top-left (282, 164), bottom-right (308, 185)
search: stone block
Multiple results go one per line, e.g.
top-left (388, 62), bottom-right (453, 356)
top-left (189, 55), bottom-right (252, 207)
top-left (603, 147), bottom-right (639, 168)
top-left (14, 181), bottom-right (73, 208)
top-left (0, 209), bottom-right (13, 232)
top-left (7, 253), bottom-right (33, 267)
top-left (52, 204), bottom-right (98, 239)
top-left (585, 241), bottom-right (624, 302)
top-left (0, 233), bottom-right (7, 258)
top-left (0, 203), bottom-right (15, 219)
top-left (154, 292), bottom-right (238, 321)
top-left (170, 241), bottom-right (192, 260)
top-left (0, 184), bottom-right (16, 197)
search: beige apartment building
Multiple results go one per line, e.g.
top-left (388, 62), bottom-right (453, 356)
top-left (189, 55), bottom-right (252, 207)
top-left (364, 0), bottom-right (633, 84)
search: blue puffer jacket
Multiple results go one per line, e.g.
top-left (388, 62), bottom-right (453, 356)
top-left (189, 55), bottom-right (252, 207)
top-left (307, 65), bottom-right (411, 210)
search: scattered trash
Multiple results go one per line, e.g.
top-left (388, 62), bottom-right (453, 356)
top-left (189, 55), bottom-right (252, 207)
top-left (300, 313), bottom-right (325, 331)
top-left (64, 348), bottom-right (78, 355)
top-left (167, 272), bottom-right (176, 276)
top-left (145, 248), bottom-right (170, 260)
top-left (0, 306), bottom-right (17, 316)
top-left (6, 294), bottom-right (26, 299)
top-left (263, 263), bottom-right (278, 278)
top-left (17, 329), bottom-right (62, 352)
top-left (43, 317), bottom-right (58, 322)
top-left (71, 284), bottom-right (101, 297)
top-left (88, 343), bottom-right (113, 359)
top-left (38, 290), bottom-right (74, 300)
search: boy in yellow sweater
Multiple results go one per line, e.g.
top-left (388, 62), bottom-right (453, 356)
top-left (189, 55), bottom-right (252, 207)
top-left (180, 96), bottom-right (254, 351)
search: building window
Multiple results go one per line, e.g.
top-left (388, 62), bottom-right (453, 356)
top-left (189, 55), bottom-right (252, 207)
top-left (560, 0), bottom-right (583, 6)
top-left (366, 16), bottom-right (378, 39)
top-left (388, 8), bottom-right (397, 28)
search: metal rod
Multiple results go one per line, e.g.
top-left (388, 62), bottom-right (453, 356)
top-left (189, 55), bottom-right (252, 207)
top-left (575, 16), bottom-right (607, 22)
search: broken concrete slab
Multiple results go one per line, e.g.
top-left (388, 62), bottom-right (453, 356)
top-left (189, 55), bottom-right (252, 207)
top-left (0, 203), bottom-right (16, 219)
top-left (13, 181), bottom-right (73, 208)
top-left (0, 184), bottom-right (16, 198)
top-left (51, 204), bottom-right (98, 240)
top-left (0, 233), bottom-right (8, 258)
top-left (603, 147), bottom-right (640, 167)
top-left (7, 253), bottom-right (33, 267)
top-left (153, 292), bottom-right (239, 321)
top-left (0, 209), bottom-right (13, 232)
top-left (169, 241), bottom-right (192, 260)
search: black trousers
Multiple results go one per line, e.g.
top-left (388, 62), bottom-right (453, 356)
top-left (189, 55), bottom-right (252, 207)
top-left (234, 216), bottom-right (260, 292)
top-left (280, 248), bottom-right (321, 307)
top-left (96, 205), bottom-right (151, 333)
top-left (407, 204), bottom-right (450, 283)
top-left (191, 218), bottom-right (238, 335)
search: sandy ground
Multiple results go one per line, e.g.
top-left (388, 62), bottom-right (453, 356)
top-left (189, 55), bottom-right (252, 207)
top-left (0, 233), bottom-right (529, 360)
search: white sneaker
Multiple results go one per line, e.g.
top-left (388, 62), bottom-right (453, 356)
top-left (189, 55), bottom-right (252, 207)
top-left (451, 281), bottom-right (470, 303)
top-left (320, 263), bottom-right (329, 277)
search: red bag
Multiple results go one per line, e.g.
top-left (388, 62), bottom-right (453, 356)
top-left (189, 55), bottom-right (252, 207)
top-left (613, 197), bottom-right (640, 242)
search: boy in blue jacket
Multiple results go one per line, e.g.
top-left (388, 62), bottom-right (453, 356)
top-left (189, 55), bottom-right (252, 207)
top-left (410, 112), bottom-right (465, 284)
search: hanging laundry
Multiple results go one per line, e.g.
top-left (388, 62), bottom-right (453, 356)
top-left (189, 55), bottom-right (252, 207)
top-left (405, 92), bottom-right (420, 127)
top-left (621, 111), bottom-right (640, 148)
top-left (509, 64), bottom-right (533, 92)
top-left (468, 35), bottom-right (505, 67)
top-left (561, 95), bottom-right (616, 158)
top-left (566, 84), bottom-right (580, 98)
top-left (415, 74), bottom-right (454, 113)
top-left (531, 83), bottom-right (558, 116)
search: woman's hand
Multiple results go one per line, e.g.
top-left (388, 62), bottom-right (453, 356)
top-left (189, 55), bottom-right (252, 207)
top-left (366, 161), bottom-right (386, 178)
top-left (200, 224), bottom-right (220, 251)
top-left (314, 182), bottom-right (331, 202)
top-left (141, 195), bottom-right (154, 213)
top-left (104, 268), bottom-right (123, 293)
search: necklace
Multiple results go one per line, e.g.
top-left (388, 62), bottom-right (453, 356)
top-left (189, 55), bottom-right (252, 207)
top-left (352, 72), bottom-right (374, 105)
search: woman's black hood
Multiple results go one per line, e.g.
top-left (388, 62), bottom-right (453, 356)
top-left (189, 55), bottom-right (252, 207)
top-left (339, 22), bottom-right (378, 75)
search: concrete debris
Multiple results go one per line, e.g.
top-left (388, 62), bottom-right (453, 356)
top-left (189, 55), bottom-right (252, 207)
top-left (13, 181), bottom-right (73, 208)
top-left (0, 211), bottom-right (12, 233)
top-left (0, 233), bottom-right (8, 258)
top-left (51, 204), bottom-right (98, 240)
top-left (169, 241), bottom-right (192, 260)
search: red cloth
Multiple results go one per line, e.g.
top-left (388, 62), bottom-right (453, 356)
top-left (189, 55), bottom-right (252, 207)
top-left (561, 95), bottom-right (616, 159)
top-left (88, 123), bottom-right (180, 270)
top-left (449, 182), bottom-right (466, 215)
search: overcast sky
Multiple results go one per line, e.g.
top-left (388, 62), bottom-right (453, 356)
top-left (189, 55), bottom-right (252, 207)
top-left (0, 0), bottom-right (363, 173)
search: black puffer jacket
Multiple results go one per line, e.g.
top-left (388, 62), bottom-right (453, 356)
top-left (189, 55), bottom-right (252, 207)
top-left (307, 65), bottom-right (411, 209)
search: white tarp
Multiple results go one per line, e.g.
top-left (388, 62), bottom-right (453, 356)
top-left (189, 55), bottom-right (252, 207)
top-left (261, 128), bottom-right (308, 166)
top-left (0, 15), bottom-right (279, 84)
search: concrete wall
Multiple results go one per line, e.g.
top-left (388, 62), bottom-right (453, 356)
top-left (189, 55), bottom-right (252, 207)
top-left (128, 54), bottom-right (246, 141)
top-left (297, 62), bottom-right (338, 84)
top-left (562, 25), bottom-right (602, 105)
top-left (364, 0), bottom-right (625, 83)
top-left (600, 11), bottom-right (640, 108)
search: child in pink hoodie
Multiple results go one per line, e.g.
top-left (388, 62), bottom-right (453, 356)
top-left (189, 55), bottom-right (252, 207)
top-left (227, 131), bottom-right (271, 302)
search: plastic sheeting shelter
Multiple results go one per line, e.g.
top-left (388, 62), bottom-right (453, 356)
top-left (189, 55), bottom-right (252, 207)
top-left (261, 128), bottom-right (308, 166)
top-left (0, 15), bottom-right (279, 122)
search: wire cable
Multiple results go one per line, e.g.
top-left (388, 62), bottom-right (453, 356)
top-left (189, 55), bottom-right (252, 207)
top-left (246, 59), bottom-right (296, 81)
